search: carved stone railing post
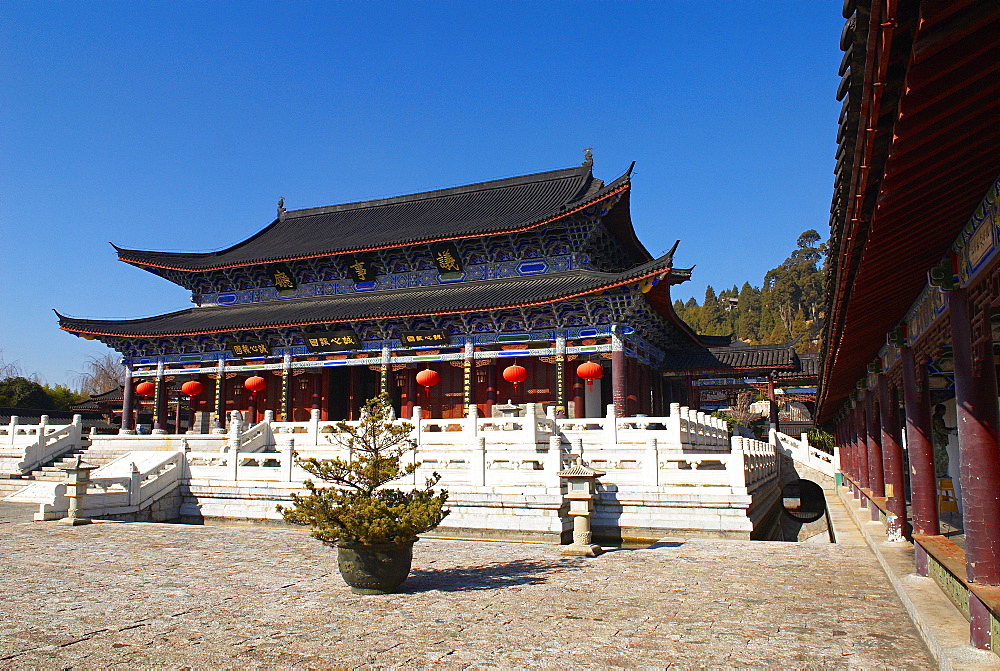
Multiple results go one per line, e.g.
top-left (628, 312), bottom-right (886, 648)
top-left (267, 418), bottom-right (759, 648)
top-left (546, 434), bottom-right (563, 488)
top-left (729, 437), bottom-right (748, 489)
top-left (471, 436), bottom-right (486, 487)
top-left (278, 435), bottom-right (295, 482)
top-left (604, 404), bottom-right (617, 448)
top-left (644, 437), bottom-right (659, 486)
top-left (309, 408), bottom-right (321, 446)
top-left (412, 406), bottom-right (423, 447)
top-left (37, 415), bottom-right (49, 452)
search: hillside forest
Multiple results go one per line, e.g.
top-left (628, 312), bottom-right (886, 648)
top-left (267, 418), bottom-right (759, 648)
top-left (672, 230), bottom-right (826, 351)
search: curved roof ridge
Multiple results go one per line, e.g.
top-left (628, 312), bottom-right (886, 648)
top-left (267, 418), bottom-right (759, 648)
top-left (114, 161), bottom-right (638, 273)
top-left (285, 164), bottom-right (592, 219)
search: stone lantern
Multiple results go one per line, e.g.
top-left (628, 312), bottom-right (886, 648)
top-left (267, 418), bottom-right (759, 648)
top-left (57, 455), bottom-right (99, 526)
top-left (558, 461), bottom-right (604, 557)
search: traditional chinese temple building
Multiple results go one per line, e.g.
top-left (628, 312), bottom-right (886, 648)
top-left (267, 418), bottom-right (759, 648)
top-left (58, 155), bottom-right (714, 431)
top-left (820, 0), bottom-right (1000, 652)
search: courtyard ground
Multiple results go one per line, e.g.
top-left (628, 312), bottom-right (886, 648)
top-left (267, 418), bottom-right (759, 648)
top-left (0, 505), bottom-right (935, 669)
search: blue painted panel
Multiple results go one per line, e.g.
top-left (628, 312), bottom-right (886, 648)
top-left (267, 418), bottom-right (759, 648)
top-left (516, 260), bottom-right (548, 275)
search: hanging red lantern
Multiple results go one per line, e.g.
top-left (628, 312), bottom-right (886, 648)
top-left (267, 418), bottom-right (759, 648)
top-left (503, 364), bottom-right (528, 390)
top-left (244, 376), bottom-right (267, 393)
top-left (181, 380), bottom-right (204, 397)
top-left (576, 361), bottom-right (604, 388)
top-left (135, 381), bottom-right (155, 397)
top-left (415, 368), bottom-right (440, 398)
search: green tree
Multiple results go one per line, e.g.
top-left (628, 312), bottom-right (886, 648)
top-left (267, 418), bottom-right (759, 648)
top-left (42, 384), bottom-right (85, 411)
top-left (670, 230), bottom-right (825, 346)
top-left (700, 285), bottom-right (729, 336)
top-left (278, 393), bottom-right (449, 545)
top-left (0, 377), bottom-right (54, 409)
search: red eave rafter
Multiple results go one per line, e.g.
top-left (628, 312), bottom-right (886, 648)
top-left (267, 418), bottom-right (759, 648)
top-left (119, 183), bottom-right (632, 274)
top-left (62, 264), bottom-right (674, 339)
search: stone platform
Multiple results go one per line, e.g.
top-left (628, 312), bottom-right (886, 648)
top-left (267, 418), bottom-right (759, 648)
top-left (0, 514), bottom-right (934, 668)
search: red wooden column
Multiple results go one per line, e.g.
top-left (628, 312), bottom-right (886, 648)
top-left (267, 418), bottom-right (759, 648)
top-left (948, 288), bottom-right (1000, 585)
top-left (624, 358), bottom-right (638, 416)
top-left (121, 367), bottom-right (135, 433)
top-left (320, 368), bottom-right (330, 421)
top-left (878, 373), bottom-right (908, 539)
top-left (854, 402), bottom-right (870, 496)
top-left (901, 345), bottom-right (939, 536)
top-left (311, 371), bottom-right (321, 412)
top-left (767, 374), bottom-right (779, 429)
top-left (865, 387), bottom-right (886, 498)
top-left (485, 363), bottom-right (497, 417)
top-left (403, 368), bottom-right (416, 420)
top-left (571, 364), bottom-right (585, 419)
top-left (837, 417), bottom-right (853, 484)
top-left (851, 408), bottom-right (864, 498)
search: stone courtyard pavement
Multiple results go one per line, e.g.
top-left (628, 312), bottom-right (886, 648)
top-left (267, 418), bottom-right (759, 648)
top-left (0, 517), bottom-right (933, 669)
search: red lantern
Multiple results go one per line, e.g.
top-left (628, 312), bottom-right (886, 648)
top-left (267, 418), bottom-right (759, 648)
top-left (135, 381), bottom-right (155, 397)
top-left (244, 376), bottom-right (267, 393)
top-left (503, 364), bottom-right (528, 390)
top-left (181, 380), bottom-right (204, 397)
top-left (576, 361), bottom-right (604, 388)
top-left (415, 368), bottom-right (440, 397)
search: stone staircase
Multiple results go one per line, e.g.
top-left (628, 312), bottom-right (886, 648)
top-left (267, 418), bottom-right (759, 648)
top-left (0, 440), bottom-right (138, 498)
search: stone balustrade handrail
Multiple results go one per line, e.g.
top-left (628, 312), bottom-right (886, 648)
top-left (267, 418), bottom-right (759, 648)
top-left (7, 450), bottom-right (184, 520)
top-left (771, 430), bottom-right (839, 478)
top-left (4, 415), bottom-right (84, 475)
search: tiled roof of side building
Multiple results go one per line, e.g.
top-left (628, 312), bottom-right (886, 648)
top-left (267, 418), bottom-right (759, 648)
top-left (114, 162), bottom-right (637, 272)
top-left (662, 343), bottom-right (799, 372)
top-left (57, 255), bottom-right (688, 338)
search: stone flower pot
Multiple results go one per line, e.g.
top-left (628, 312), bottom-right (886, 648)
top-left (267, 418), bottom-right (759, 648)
top-left (337, 540), bottom-right (416, 595)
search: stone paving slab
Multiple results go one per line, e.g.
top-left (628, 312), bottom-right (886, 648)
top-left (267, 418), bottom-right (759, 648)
top-left (0, 520), bottom-right (933, 669)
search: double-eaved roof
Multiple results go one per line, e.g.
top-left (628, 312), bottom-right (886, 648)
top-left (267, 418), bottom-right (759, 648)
top-left (114, 162), bottom-right (631, 272)
top-left (58, 255), bottom-right (687, 338)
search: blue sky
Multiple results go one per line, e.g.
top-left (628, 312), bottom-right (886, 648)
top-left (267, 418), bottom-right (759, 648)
top-left (0, 2), bottom-right (843, 388)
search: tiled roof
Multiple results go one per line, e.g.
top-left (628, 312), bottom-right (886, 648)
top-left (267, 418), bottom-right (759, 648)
top-left (58, 256), bottom-right (686, 338)
top-left (819, 1), bottom-right (1000, 421)
top-left (661, 344), bottom-right (800, 373)
top-left (0, 408), bottom-right (112, 429)
top-left (70, 386), bottom-right (125, 410)
top-left (114, 162), bottom-right (633, 272)
top-left (777, 352), bottom-right (819, 380)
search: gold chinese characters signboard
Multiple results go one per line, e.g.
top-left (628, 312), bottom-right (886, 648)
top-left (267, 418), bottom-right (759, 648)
top-left (400, 329), bottom-right (449, 346)
top-left (303, 330), bottom-right (361, 353)
top-left (231, 341), bottom-right (271, 357)
top-left (431, 243), bottom-right (463, 274)
top-left (346, 257), bottom-right (374, 283)
top-left (268, 263), bottom-right (297, 291)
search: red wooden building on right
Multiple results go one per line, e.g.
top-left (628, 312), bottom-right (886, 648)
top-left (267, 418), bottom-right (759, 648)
top-left (819, 0), bottom-right (1000, 651)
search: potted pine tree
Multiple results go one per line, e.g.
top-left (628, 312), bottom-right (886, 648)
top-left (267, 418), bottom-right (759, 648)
top-left (278, 393), bottom-right (449, 594)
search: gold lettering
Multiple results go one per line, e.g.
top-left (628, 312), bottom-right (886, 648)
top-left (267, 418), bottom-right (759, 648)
top-left (349, 260), bottom-right (368, 281)
top-left (436, 250), bottom-right (460, 271)
top-left (273, 270), bottom-right (294, 288)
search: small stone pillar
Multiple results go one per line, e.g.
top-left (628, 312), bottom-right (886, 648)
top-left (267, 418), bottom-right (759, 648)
top-left (57, 455), bottom-right (99, 526)
top-left (558, 461), bottom-right (604, 557)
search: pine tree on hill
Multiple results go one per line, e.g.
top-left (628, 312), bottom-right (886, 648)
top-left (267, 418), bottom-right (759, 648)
top-left (673, 230), bottom-right (826, 348)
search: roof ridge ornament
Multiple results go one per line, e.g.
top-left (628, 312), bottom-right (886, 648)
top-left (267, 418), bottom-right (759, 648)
top-left (663, 240), bottom-right (680, 267)
top-left (582, 148), bottom-right (593, 166)
top-left (278, 197), bottom-right (286, 221)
